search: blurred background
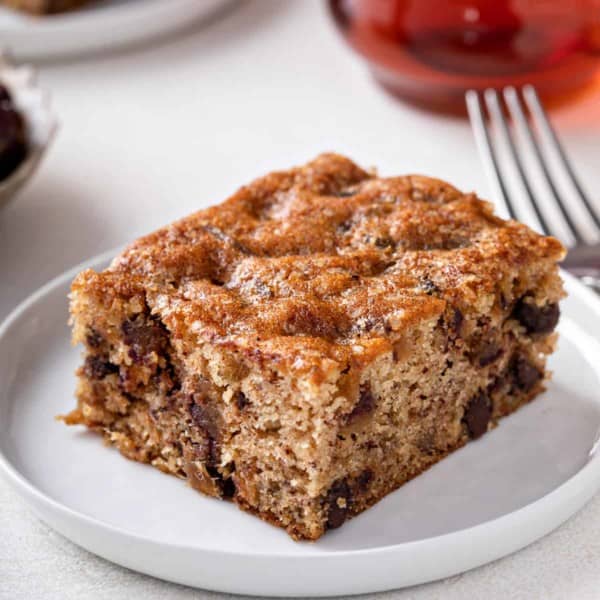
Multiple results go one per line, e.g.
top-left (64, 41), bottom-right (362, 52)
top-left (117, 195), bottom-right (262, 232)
top-left (330, 0), bottom-right (600, 112)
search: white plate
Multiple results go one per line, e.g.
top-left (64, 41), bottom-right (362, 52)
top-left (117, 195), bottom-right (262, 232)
top-left (1, 251), bottom-right (600, 597)
top-left (0, 0), bottom-right (232, 60)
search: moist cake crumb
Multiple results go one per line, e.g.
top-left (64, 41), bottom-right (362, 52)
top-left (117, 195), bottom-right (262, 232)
top-left (64, 153), bottom-right (565, 540)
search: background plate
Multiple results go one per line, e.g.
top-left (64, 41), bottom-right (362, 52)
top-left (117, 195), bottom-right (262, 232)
top-left (1, 252), bottom-right (600, 596)
top-left (0, 0), bottom-right (233, 60)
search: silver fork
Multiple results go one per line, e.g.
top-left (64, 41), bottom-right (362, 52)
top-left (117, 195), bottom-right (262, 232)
top-left (466, 85), bottom-right (600, 292)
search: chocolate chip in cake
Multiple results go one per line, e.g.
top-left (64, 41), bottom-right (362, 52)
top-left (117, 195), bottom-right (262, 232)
top-left (463, 391), bottom-right (492, 439)
top-left (347, 384), bottom-right (376, 421)
top-left (477, 341), bottom-right (503, 367)
top-left (356, 468), bottom-right (373, 491)
top-left (221, 476), bottom-right (236, 498)
top-left (325, 479), bottom-right (352, 529)
top-left (512, 297), bottom-right (560, 334)
top-left (122, 317), bottom-right (169, 363)
top-left (85, 328), bottom-right (104, 349)
top-left (512, 356), bottom-right (542, 392)
top-left (84, 355), bottom-right (118, 380)
top-left (235, 391), bottom-right (249, 410)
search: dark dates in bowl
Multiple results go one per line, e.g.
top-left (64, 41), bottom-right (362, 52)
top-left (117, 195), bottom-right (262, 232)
top-left (0, 53), bottom-right (57, 208)
top-left (0, 84), bottom-right (27, 181)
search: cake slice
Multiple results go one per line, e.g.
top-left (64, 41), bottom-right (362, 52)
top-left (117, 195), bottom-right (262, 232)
top-left (64, 154), bottom-right (565, 540)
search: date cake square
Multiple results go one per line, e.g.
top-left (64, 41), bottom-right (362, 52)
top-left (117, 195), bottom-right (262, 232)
top-left (64, 154), bottom-right (565, 540)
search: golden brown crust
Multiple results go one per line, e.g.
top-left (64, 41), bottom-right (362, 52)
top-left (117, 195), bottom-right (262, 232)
top-left (74, 154), bottom-right (564, 379)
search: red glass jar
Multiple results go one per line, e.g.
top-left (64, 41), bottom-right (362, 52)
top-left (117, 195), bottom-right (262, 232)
top-left (329, 0), bottom-right (600, 113)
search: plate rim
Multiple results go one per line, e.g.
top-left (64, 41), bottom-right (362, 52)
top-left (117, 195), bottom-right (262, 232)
top-left (2, 0), bottom-right (231, 28)
top-left (0, 0), bottom-right (236, 60)
top-left (2, 251), bottom-right (600, 592)
top-left (0, 0), bottom-right (230, 31)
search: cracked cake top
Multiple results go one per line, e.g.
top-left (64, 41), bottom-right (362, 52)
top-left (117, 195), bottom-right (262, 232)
top-left (73, 154), bottom-right (565, 374)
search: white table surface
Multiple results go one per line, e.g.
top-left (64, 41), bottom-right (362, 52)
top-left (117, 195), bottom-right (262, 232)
top-left (1, 1), bottom-right (600, 598)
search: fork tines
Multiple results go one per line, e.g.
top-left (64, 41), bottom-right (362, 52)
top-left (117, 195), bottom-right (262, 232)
top-left (466, 86), bottom-right (600, 246)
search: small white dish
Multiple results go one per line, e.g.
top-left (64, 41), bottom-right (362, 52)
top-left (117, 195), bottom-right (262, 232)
top-left (0, 0), bottom-right (234, 60)
top-left (0, 53), bottom-right (57, 209)
top-left (1, 252), bottom-right (600, 597)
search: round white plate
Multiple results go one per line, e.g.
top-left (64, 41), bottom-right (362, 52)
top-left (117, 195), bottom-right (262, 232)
top-left (1, 252), bottom-right (600, 597)
top-left (0, 0), bottom-right (232, 60)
